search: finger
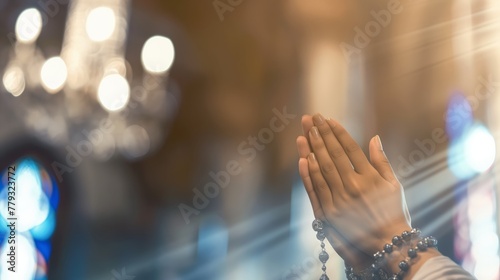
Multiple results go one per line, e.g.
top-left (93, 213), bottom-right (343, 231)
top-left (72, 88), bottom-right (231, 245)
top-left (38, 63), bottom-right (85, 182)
top-left (296, 136), bottom-right (311, 159)
top-left (312, 114), bottom-right (358, 177)
top-left (307, 153), bottom-right (335, 210)
top-left (299, 158), bottom-right (325, 219)
top-left (301, 115), bottom-right (314, 137)
top-left (369, 135), bottom-right (401, 188)
top-left (309, 126), bottom-right (347, 196)
top-left (325, 117), bottom-right (373, 174)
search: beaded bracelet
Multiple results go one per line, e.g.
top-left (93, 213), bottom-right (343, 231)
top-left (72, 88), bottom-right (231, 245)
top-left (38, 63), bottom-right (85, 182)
top-left (312, 219), bottom-right (330, 280)
top-left (345, 228), bottom-right (438, 280)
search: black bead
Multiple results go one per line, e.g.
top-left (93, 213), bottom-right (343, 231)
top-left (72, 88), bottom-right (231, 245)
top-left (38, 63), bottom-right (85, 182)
top-left (319, 251), bottom-right (329, 263)
top-left (397, 271), bottom-right (406, 279)
top-left (408, 248), bottom-right (418, 258)
top-left (384, 243), bottom-right (394, 253)
top-left (319, 274), bottom-right (329, 280)
top-left (402, 231), bottom-right (412, 241)
top-left (426, 236), bottom-right (438, 247)
top-left (411, 228), bottom-right (421, 238)
top-left (316, 231), bottom-right (326, 241)
top-left (392, 236), bottom-right (403, 246)
top-left (399, 260), bottom-right (410, 271)
top-left (417, 240), bottom-right (428, 251)
top-left (312, 219), bottom-right (324, 231)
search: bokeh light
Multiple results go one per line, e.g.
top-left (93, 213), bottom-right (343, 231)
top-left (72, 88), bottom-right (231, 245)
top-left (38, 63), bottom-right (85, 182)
top-left (446, 92), bottom-right (474, 140)
top-left (0, 159), bottom-right (50, 232)
top-left (40, 57), bottom-right (68, 93)
top-left (448, 123), bottom-right (495, 179)
top-left (3, 65), bottom-right (25, 97)
top-left (97, 74), bottom-right (130, 111)
top-left (141, 35), bottom-right (175, 74)
top-left (448, 138), bottom-right (473, 180)
top-left (464, 124), bottom-right (496, 173)
top-left (0, 158), bottom-right (59, 280)
top-left (30, 209), bottom-right (56, 241)
top-left (15, 8), bottom-right (43, 44)
top-left (85, 7), bottom-right (116, 42)
top-left (0, 234), bottom-right (38, 279)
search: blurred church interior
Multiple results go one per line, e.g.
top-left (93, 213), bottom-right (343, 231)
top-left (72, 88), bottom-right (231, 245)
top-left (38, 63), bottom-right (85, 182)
top-left (0, 0), bottom-right (499, 279)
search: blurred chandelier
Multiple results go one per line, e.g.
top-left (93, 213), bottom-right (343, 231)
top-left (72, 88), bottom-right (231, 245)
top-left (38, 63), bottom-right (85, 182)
top-left (2, 0), bottom-right (177, 160)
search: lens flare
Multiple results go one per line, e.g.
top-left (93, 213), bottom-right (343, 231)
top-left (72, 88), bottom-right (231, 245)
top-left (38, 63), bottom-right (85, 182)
top-left (464, 124), bottom-right (495, 174)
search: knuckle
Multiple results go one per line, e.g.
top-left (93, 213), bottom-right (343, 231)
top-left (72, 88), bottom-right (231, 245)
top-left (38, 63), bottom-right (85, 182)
top-left (346, 178), bottom-right (362, 196)
top-left (321, 162), bottom-right (336, 175)
top-left (347, 186), bottom-right (361, 197)
top-left (345, 142), bottom-right (360, 153)
top-left (327, 207), bottom-right (340, 218)
top-left (329, 147), bottom-right (345, 159)
top-left (315, 181), bottom-right (329, 191)
top-left (334, 126), bottom-right (347, 138)
top-left (311, 139), bottom-right (325, 150)
top-left (318, 125), bottom-right (332, 136)
top-left (309, 162), bottom-right (321, 173)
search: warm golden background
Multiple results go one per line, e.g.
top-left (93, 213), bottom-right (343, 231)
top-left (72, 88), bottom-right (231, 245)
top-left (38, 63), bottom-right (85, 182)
top-left (0, 0), bottom-right (499, 279)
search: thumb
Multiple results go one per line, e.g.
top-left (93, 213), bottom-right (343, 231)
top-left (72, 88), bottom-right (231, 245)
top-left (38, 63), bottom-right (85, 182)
top-left (369, 135), bottom-right (400, 187)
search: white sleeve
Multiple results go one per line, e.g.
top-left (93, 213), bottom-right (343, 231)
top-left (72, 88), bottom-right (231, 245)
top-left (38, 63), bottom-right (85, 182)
top-left (412, 256), bottom-right (476, 280)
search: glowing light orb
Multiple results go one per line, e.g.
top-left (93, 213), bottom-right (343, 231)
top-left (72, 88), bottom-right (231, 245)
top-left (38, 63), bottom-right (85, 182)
top-left (3, 65), bottom-right (25, 97)
top-left (85, 7), bottom-right (116, 42)
top-left (15, 8), bottom-right (43, 43)
top-left (0, 234), bottom-right (37, 279)
top-left (141, 36), bottom-right (175, 74)
top-left (30, 209), bottom-right (56, 241)
top-left (464, 124), bottom-right (495, 173)
top-left (97, 74), bottom-right (130, 112)
top-left (40, 57), bottom-right (67, 93)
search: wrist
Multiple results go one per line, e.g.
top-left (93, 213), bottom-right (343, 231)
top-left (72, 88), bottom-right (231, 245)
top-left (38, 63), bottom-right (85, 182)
top-left (346, 228), bottom-right (442, 280)
top-left (377, 231), bottom-right (440, 279)
top-left (370, 223), bottom-right (412, 255)
top-left (384, 247), bottom-right (441, 279)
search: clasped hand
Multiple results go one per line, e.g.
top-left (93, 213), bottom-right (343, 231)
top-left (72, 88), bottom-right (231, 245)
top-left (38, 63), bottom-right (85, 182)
top-left (296, 114), bottom-right (412, 269)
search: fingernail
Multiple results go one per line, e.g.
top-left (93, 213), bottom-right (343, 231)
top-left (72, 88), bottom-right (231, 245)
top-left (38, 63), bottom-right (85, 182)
top-left (313, 114), bottom-right (325, 125)
top-left (326, 118), bottom-right (337, 128)
top-left (311, 126), bottom-right (319, 138)
top-left (308, 153), bottom-right (316, 162)
top-left (376, 135), bottom-right (383, 151)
